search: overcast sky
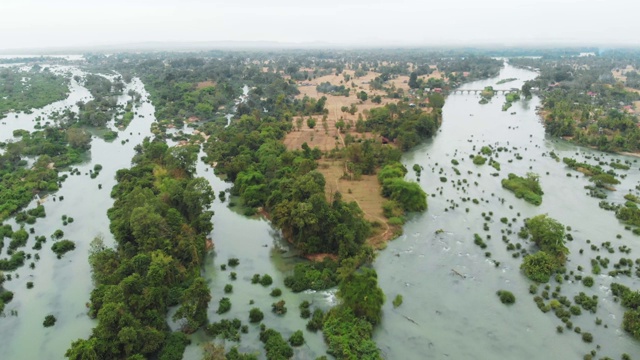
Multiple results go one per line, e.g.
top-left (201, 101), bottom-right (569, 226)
top-left (0, 0), bottom-right (638, 50)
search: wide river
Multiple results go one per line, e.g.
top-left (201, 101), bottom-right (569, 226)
top-left (0, 61), bottom-right (639, 359)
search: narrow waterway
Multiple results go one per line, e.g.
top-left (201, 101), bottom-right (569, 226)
top-left (373, 63), bottom-right (640, 359)
top-left (0, 67), bottom-right (155, 359)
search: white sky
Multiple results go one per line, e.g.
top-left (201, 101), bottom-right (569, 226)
top-left (0, 0), bottom-right (638, 50)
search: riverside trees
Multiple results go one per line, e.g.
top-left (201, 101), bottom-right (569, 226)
top-left (66, 138), bottom-right (214, 359)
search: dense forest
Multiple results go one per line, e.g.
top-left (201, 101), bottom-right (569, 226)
top-left (66, 139), bottom-right (215, 359)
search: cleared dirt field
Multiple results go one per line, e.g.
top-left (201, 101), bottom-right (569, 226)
top-left (196, 80), bottom-right (215, 89)
top-left (317, 159), bottom-right (394, 248)
top-left (282, 66), bottom-right (439, 246)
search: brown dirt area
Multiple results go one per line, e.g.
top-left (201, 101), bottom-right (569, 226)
top-left (281, 66), bottom-right (439, 248)
top-left (196, 80), bottom-right (216, 89)
top-left (316, 159), bottom-right (396, 249)
top-left (612, 65), bottom-right (635, 82)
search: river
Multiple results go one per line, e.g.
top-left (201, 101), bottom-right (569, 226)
top-left (1, 61), bottom-right (639, 360)
top-left (373, 62), bottom-right (640, 359)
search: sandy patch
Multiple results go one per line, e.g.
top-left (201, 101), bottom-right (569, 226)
top-left (196, 80), bottom-right (215, 89)
top-left (317, 159), bottom-right (394, 248)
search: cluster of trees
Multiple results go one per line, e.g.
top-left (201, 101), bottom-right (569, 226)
top-left (362, 101), bottom-right (442, 151)
top-left (0, 124), bottom-right (95, 221)
top-left (611, 283), bottom-right (640, 340)
top-left (511, 54), bottom-right (640, 152)
top-left (316, 82), bottom-right (349, 96)
top-left (0, 66), bottom-right (69, 115)
top-left (501, 172), bottom-right (544, 205)
top-left (75, 74), bottom-right (121, 128)
top-left (65, 138), bottom-right (215, 359)
top-left (520, 215), bottom-right (569, 283)
top-left (378, 162), bottom-right (427, 215)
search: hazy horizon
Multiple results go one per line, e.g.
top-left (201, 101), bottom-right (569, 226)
top-left (1, 0), bottom-right (639, 52)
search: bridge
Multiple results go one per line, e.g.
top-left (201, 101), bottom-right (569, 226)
top-left (447, 88), bottom-right (519, 94)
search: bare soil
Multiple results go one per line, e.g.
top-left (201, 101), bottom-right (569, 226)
top-left (282, 66), bottom-right (438, 247)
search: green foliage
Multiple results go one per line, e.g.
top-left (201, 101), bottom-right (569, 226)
top-left (501, 173), bottom-right (543, 205)
top-left (364, 103), bottom-right (440, 151)
top-left (582, 276), bottom-right (594, 287)
top-left (0, 66), bottom-right (69, 116)
top-left (338, 268), bottom-right (385, 325)
top-left (259, 274), bottom-right (273, 286)
top-left (379, 169), bottom-right (427, 212)
top-left (392, 294), bottom-right (403, 308)
top-left (224, 284), bottom-right (233, 293)
top-left (205, 319), bottom-right (242, 342)
top-left (249, 308), bottom-right (264, 323)
top-left (67, 138), bottom-right (214, 358)
top-left (525, 214), bottom-right (568, 263)
top-left (259, 328), bottom-right (293, 360)
top-left (284, 259), bottom-right (338, 292)
top-left (323, 307), bottom-right (382, 360)
top-left (270, 288), bottom-right (282, 297)
top-left (271, 300), bottom-right (287, 315)
top-left (473, 155), bottom-right (487, 165)
top-left (51, 240), bottom-right (76, 258)
top-left (9, 228), bottom-right (29, 251)
top-left (288, 330), bottom-right (305, 347)
top-left (497, 290), bottom-right (516, 304)
top-left (306, 308), bottom-right (324, 332)
top-left (158, 332), bottom-right (190, 360)
top-left (520, 251), bottom-right (557, 283)
top-left (43, 314), bottom-right (57, 327)
top-left (216, 297), bottom-right (232, 314)
top-left (0, 251), bottom-right (26, 271)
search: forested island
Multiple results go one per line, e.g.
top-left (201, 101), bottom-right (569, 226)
top-left (1, 48), bottom-right (640, 360)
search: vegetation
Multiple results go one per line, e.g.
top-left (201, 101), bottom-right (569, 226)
top-left (43, 314), bottom-right (57, 327)
top-left (51, 240), bottom-right (76, 258)
top-left (0, 66), bottom-right (69, 115)
top-left (611, 283), bottom-right (640, 340)
top-left (497, 290), bottom-right (516, 305)
top-left (65, 138), bottom-right (214, 359)
top-left (501, 173), bottom-right (544, 205)
top-left (520, 215), bottom-right (568, 283)
top-left (392, 294), bottom-right (403, 308)
top-left (511, 54), bottom-right (640, 153)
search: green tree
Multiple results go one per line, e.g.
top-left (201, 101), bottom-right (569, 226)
top-left (525, 214), bottom-right (568, 262)
top-left (338, 268), bottom-right (385, 325)
top-left (173, 277), bottom-right (211, 333)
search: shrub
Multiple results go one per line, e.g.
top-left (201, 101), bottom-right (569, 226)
top-left (228, 258), bottom-right (240, 267)
top-left (224, 284), bottom-right (233, 294)
top-left (582, 276), bottom-right (594, 287)
top-left (501, 173), bottom-right (543, 205)
top-left (216, 297), bottom-right (231, 314)
top-left (260, 274), bottom-right (273, 286)
top-left (271, 300), bottom-right (287, 315)
top-left (289, 330), bottom-right (305, 347)
top-left (249, 308), bottom-right (264, 323)
top-left (43, 315), bottom-right (56, 327)
top-left (51, 240), bottom-right (76, 258)
top-left (521, 251), bottom-right (557, 283)
top-left (497, 290), bottom-right (516, 304)
top-left (581, 332), bottom-right (593, 343)
top-left (473, 155), bottom-right (487, 165)
top-left (306, 308), bottom-right (324, 331)
top-left (392, 294), bottom-right (403, 308)
top-left (270, 288), bottom-right (282, 297)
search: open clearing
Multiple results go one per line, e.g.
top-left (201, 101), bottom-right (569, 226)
top-left (282, 65), bottom-right (440, 247)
